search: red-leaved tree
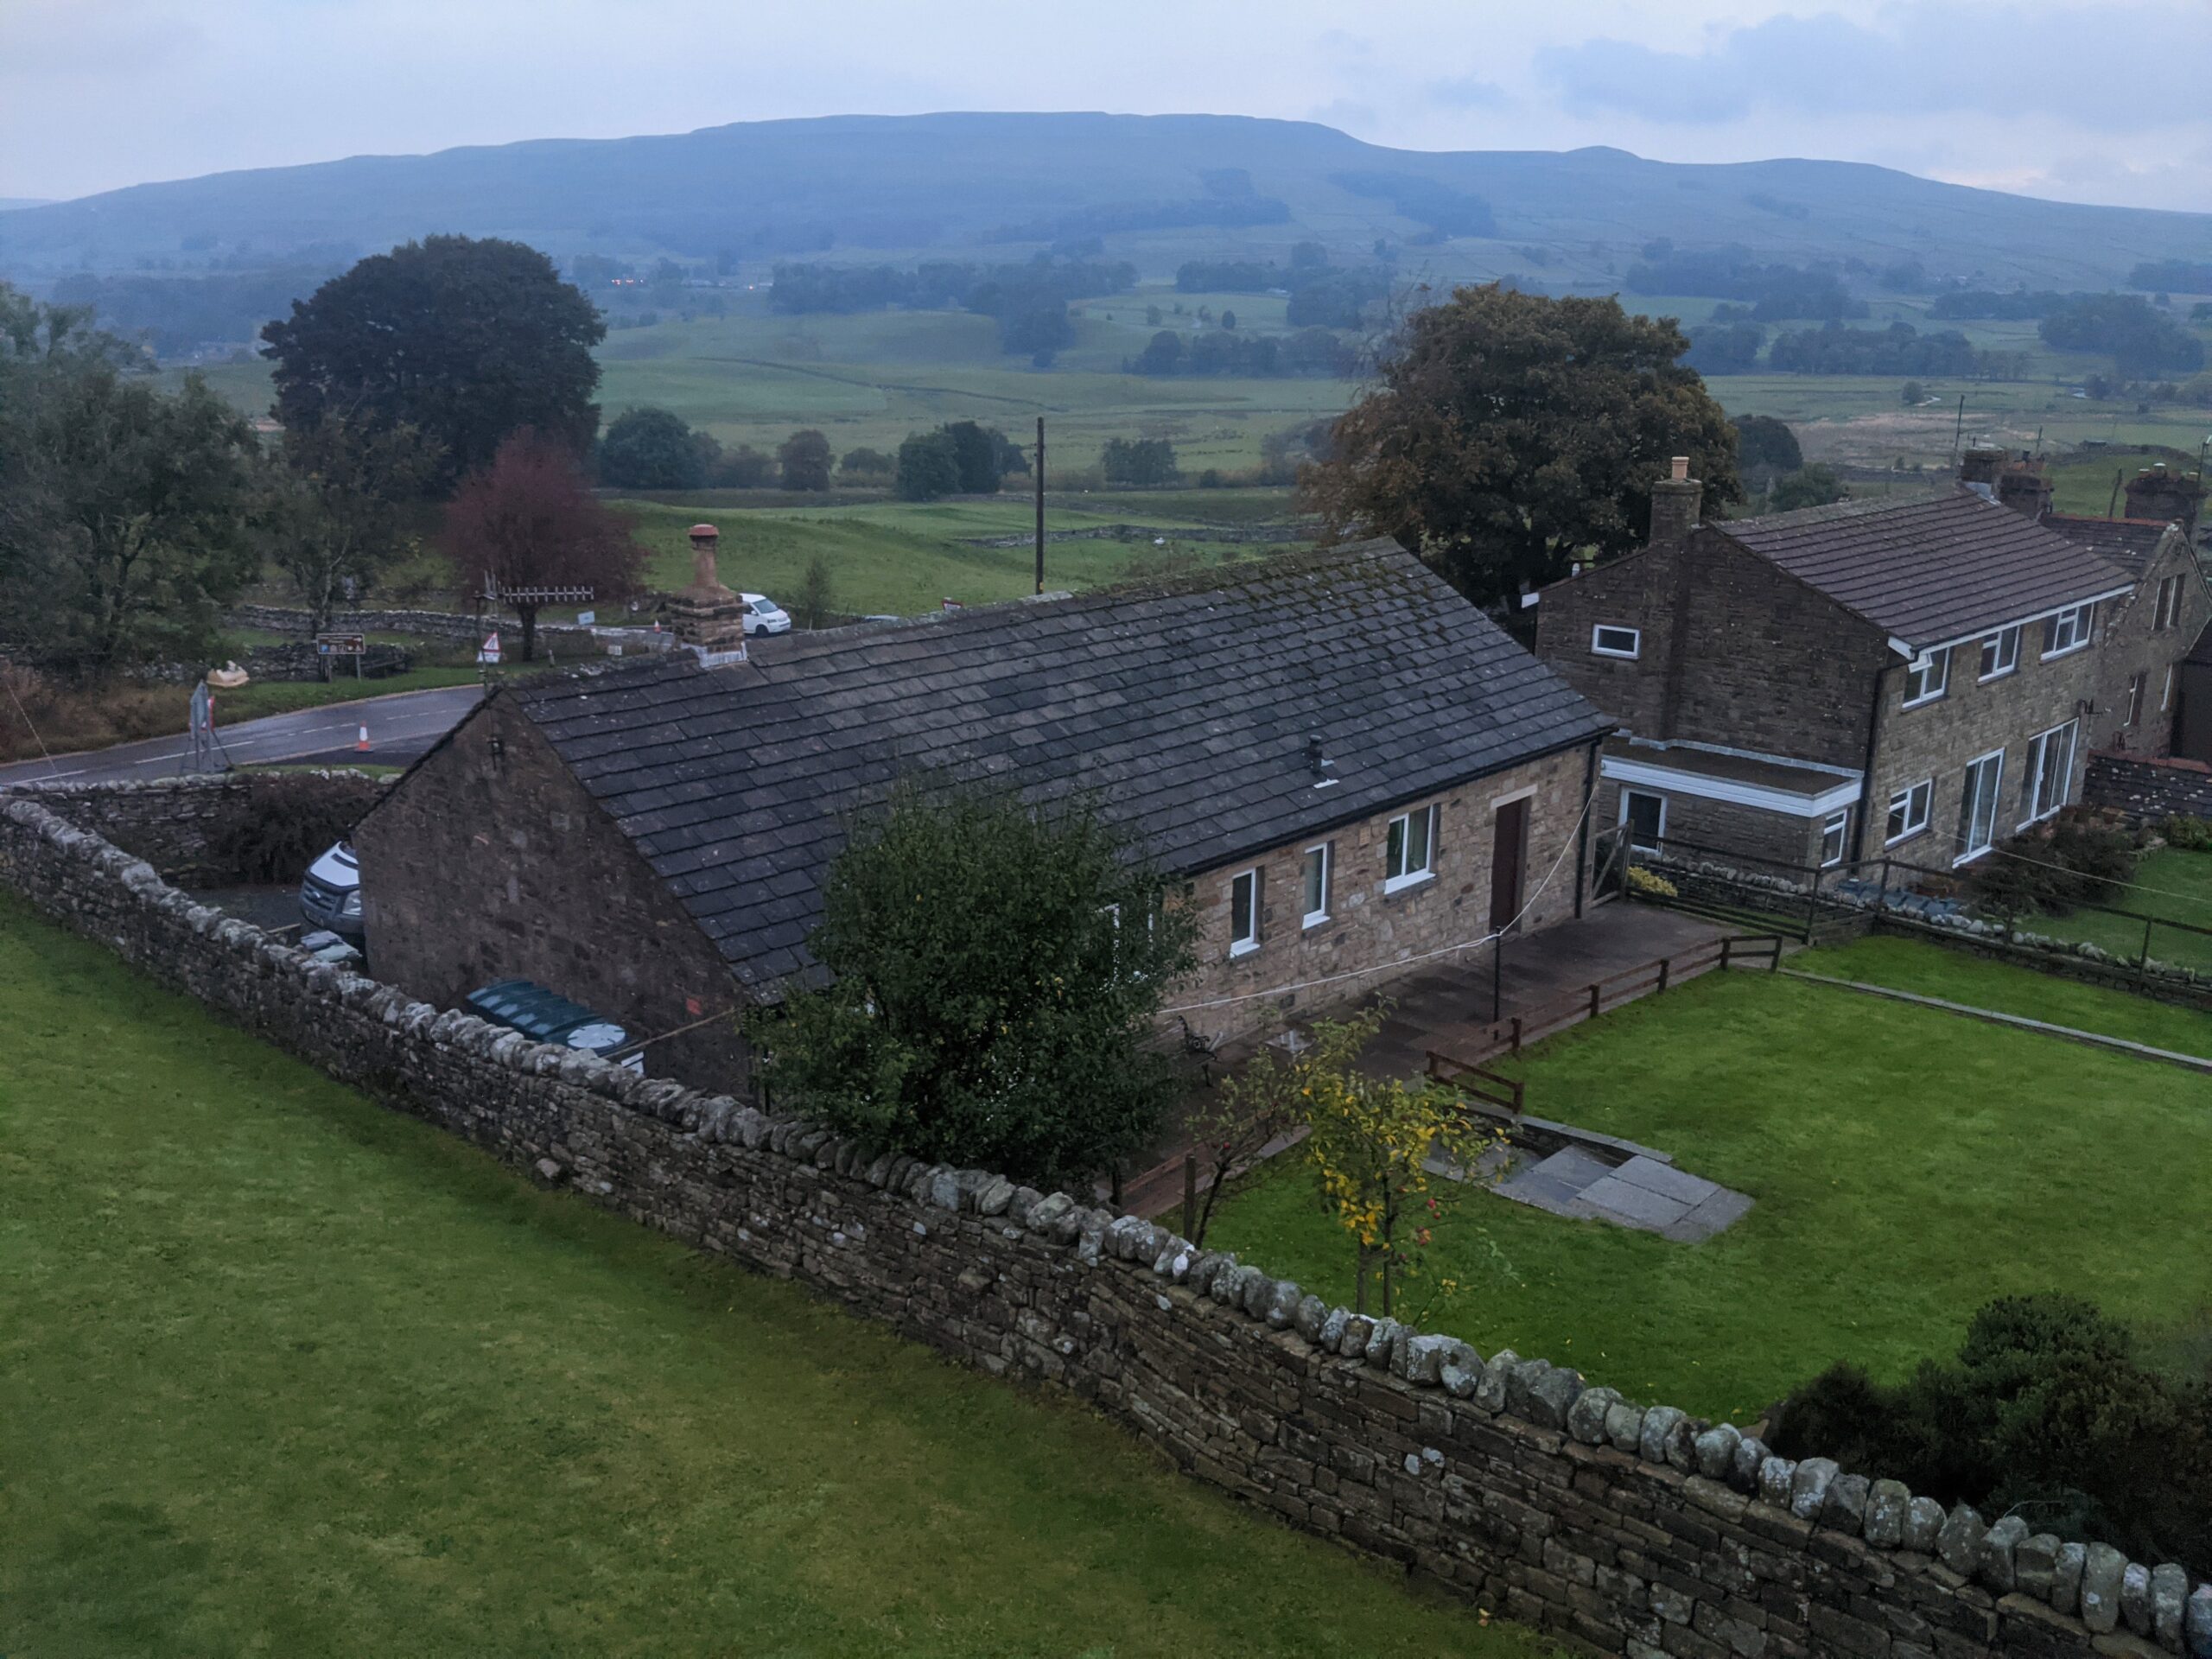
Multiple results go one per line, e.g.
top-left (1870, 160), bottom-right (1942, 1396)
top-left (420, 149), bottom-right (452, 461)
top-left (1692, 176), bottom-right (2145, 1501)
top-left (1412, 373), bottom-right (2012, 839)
top-left (442, 429), bottom-right (646, 660)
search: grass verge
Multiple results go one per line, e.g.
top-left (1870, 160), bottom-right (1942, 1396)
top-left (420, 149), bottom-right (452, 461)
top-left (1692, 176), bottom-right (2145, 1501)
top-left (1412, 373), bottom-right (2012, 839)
top-left (0, 894), bottom-right (1552, 1658)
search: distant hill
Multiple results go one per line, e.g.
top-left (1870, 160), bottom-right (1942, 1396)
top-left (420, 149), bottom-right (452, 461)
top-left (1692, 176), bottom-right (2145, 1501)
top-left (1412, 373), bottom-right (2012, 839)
top-left (4, 111), bottom-right (2209, 294)
top-left (0, 199), bottom-right (55, 213)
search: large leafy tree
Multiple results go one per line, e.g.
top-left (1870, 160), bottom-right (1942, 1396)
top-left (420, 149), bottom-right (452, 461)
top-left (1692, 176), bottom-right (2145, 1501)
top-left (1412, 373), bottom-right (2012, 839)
top-left (599, 406), bottom-right (715, 492)
top-left (262, 235), bottom-right (604, 488)
top-left (1301, 285), bottom-right (1742, 603)
top-left (266, 412), bottom-right (443, 632)
top-left (777, 428), bottom-right (833, 492)
top-left (755, 779), bottom-right (1198, 1187)
top-left (440, 429), bottom-right (646, 662)
top-left (0, 286), bottom-right (263, 677)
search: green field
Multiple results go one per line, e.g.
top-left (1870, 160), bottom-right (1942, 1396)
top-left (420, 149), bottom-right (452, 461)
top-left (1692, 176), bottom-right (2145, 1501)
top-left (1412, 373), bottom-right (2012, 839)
top-left (0, 893), bottom-right (1554, 1658)
top-left (613, 496), bottom-right (1273, 614)
top-left (1209, 941), bottom-right (2212, 1423)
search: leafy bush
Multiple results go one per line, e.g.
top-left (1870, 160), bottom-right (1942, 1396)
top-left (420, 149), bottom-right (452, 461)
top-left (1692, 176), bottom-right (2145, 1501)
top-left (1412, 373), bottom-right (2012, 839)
top-left (2161, 814), bottom-right (2212, 852)
top-left (1971, 810), bottom-right (2140, 916)
top-left (212, 773), bottom-right (369, 884)
top-left (750, 780), bottom-right (1199, 1186)
top-left (1772, 1295), bottom-right (2212, 1568)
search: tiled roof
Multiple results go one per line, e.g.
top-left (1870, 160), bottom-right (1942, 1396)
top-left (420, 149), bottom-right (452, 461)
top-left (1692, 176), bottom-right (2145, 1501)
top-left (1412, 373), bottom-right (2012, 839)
top-left (511, 542), bottom-right (1610, 998)
top-left (2041, 513), bottom-right (2174, 578)
top-left (1721, 489), bottom-right (2134, 650)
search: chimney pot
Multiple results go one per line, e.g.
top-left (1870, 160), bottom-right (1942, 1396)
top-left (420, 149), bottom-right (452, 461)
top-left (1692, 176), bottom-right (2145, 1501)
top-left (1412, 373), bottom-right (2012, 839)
top-left (1669, 455), bottom-right (1689, 481)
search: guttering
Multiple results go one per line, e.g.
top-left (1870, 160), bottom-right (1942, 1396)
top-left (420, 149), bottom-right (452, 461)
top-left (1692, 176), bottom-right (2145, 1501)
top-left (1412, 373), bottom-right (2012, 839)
top-left (1890, 583), bottom-right (2134, 659)
top-left (1599, 754), bottom-right (1862, 819)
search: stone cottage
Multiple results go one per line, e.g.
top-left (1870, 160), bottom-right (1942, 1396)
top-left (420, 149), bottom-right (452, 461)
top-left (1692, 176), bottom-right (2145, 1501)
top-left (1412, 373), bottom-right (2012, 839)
top-left (353, 543), bottom-right (1611, 1090)
top-left (1531, 465), bottom-right (2209, 875)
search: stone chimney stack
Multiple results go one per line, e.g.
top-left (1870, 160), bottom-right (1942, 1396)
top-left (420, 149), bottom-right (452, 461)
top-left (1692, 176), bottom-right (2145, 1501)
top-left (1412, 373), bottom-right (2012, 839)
top-left (1994, 453), bottom-right (2053, 519)
top-left (668, 522), bottom-right (748, 658)
top-left (1649, 455), bottom-right (1702, 544)
top-left (2124, 467), bottom-right (2204, 533)
top-left (1958, 448), bottom-right (2006, 489)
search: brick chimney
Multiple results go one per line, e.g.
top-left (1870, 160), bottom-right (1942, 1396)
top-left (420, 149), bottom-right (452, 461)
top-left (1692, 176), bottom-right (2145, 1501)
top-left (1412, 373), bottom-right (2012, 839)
top-left (1994, 454), bottom-right (2052, 519)
top-left (2123, 467), bottom-right (2204, 533)
top-left (1649, 456), bottom-right (1702, 544)
top-left (1958, 448), bottom-right (2006, 489)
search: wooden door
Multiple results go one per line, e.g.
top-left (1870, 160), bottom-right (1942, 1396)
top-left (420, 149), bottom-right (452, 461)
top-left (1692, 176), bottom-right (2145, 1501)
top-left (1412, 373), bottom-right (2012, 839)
top-left (1490, 797), bottom-right (1530, 933)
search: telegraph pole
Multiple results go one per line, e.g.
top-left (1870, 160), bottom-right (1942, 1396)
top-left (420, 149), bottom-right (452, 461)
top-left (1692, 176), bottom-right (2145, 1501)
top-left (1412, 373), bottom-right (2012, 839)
top-left (1034, 416), bottom-right (1046, 594)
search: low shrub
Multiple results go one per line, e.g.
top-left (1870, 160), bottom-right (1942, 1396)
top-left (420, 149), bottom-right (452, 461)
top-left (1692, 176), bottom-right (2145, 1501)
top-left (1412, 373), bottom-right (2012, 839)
top-left (1971, 810), bottom-right (2140, 916)
top-left (2162, 813), bottom-right (2212, 853)
top-left (1772, 1294), bottom-right (2212, 1569)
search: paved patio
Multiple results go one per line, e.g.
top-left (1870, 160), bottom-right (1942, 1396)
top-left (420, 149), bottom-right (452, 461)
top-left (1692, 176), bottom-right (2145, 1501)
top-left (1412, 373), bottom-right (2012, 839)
top-left (1114, 900), bottom-right (1736, 1220)
top-left (1358, 902), bottom-right (1732, 1079)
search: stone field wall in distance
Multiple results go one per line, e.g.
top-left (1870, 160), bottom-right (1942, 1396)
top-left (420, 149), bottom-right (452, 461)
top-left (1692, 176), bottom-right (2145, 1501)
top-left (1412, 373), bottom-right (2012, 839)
top-left (0, 791), bottom-right (2204, 1659)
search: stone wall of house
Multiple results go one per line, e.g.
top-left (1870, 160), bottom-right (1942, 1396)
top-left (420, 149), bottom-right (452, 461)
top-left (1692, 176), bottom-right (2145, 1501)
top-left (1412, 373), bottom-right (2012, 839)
top-left (3, 772), bottom-right (391, 887)
top-left (1179, 743), bottom-right (1598, 1043)
top-left (3, 791), bottom-right (2202, 1659)
top-left (1857, 612), bottom-right (2107, 869)
top-left (350, 692), bottom-right (752, 1090)
top-left (1595, 779), bottom-right (1831, 874)
top-left (2091, 532), bottom-right (2209, 760)
top-left (1535, 534), bottom-right (1885, 771)
top-left (2086, 750), bottom-right (2212, 823)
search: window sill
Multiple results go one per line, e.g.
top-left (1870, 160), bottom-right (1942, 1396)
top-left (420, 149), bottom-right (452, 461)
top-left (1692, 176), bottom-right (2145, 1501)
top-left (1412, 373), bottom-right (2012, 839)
top-left (1900, 691), bottom-right (1948, 711)
top-left (1976, 667), bottom-right (2016, 684)
top-left (1883, 827), bottom-right (1928, 849)
top-left (2040, 642), bottom-right (2089, 662)
top-left (1382, 871), bottom-right (1435, 897)
top-left (1301, 912), bottom-right (1332, 931)
top-left (1229, 939), bottom-right (1260, 960)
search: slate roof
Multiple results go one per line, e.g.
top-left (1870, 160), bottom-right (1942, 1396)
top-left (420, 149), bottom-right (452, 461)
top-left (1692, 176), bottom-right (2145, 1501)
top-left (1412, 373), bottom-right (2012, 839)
top-left (1719, 489), bottom-right (2134, 652)
top-left (506, 542), bottom-right (1608, 999)
top-left (2041, 512), bottom-right (2174, 578)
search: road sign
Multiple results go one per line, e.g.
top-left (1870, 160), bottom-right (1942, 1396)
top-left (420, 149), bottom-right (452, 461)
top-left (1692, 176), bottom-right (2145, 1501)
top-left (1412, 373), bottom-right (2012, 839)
top-left (315, 632), bottom-right (365, 656)
top-left (478, 631), bottom-right (502, 664)
top-left (575, 609), bottom-right (596, 626)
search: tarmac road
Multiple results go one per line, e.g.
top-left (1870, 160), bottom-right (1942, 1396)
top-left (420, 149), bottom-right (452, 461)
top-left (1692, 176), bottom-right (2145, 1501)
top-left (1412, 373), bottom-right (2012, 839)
top-left (0, 683), bottom-right (484, 787)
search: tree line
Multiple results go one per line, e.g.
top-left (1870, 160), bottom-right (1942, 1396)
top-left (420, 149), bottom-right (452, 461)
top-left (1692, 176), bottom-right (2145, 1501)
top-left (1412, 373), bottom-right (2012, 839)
top-left (1, 234), bottom-right (645, 678)
top-left (1124, 326), bottom-right (1355, 378)
top-left (767, 256), bottom-right (1135, 361)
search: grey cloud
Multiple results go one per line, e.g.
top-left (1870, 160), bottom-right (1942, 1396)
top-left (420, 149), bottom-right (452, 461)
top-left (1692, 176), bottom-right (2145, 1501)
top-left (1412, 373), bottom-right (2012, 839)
top-left (1537, 6), bottom-right (2207, 130)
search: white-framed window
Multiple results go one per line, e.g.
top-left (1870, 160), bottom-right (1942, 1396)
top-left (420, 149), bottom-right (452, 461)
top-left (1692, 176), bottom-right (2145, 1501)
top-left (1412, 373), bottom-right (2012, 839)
top-left (2126, 671), bottom-right (2148, 728)
top-left (2164, 664), bottom-right (2177, 711)
top-left (1903, 646), bottom-right (1950, 707)
top-left (2021, 721), bottom-right (2077, 825)
top-left (1300, 842), bottom-right (1332, 929)
top-left (1384, 804), bottom-right (1438, 893)
top-left (1979, 626), bottom-right (2020, 681)
top-left (1956, 749), bottom-right (2005, 865)
top-left (1819, 810), bottom-right (1849, 868)
top-left (1885, 779), bottom-right (1932, 845)
top-left (1228, 868), bottom-right (1261, 957)
top-left (2156, 574), bottom-right (2184, 632)
top-left (1591, 623), bottom-right (1641, 659)
top-left (2044, 603), bottom-right (2094, 658)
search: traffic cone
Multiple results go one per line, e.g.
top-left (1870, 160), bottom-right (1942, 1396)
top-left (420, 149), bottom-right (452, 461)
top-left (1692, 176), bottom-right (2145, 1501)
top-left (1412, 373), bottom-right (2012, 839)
top-left (356, 724), bottom-right (370, 752)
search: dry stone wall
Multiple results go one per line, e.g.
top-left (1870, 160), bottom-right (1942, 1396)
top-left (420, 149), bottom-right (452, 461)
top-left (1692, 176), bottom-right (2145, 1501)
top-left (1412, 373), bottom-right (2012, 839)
top-left (1, 792), bottom-right (2203, 1659)
top-left (4, 772), bottom-right (390, 887)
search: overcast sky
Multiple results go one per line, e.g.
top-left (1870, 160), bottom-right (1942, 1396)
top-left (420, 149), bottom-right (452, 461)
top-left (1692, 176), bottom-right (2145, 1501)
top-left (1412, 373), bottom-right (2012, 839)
top-left (5, 0), bottom-right (2209, 208)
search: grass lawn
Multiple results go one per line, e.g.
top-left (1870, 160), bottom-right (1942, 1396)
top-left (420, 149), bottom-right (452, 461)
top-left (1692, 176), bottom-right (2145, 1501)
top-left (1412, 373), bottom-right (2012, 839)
top-left (0, 896), bottom-right (1552, 1659)
top-left (1209, 964), bottom-right (2212, 1425)
top-left (1794, 932), bottom-right (2212, 1056)
top-left (2001, 847), bottom-right (2212, 975)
